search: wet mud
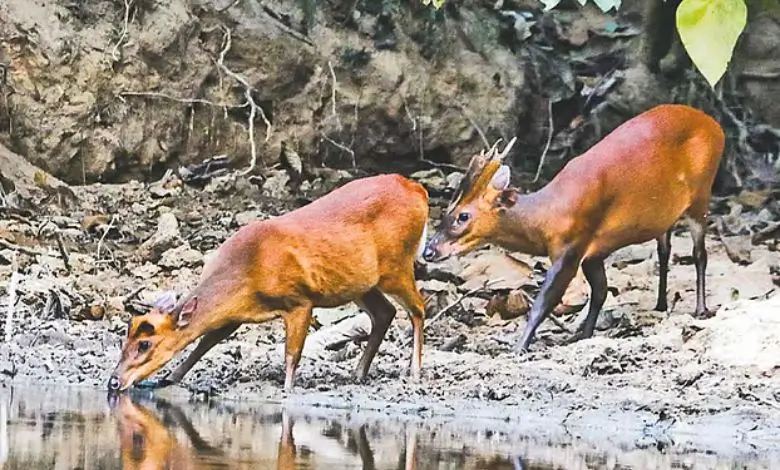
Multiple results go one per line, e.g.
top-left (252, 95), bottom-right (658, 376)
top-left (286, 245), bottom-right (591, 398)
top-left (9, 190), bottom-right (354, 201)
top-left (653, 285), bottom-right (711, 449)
top-left (0, 170), bottom-right (779, 464)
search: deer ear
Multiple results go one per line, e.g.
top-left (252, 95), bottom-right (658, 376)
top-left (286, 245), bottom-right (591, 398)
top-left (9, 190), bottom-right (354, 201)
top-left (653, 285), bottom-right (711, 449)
top-left (496, 189), bottom-right (518, 209)
top-left (490, 165), bottom-right (511, 190)
top-left (177, 296), bottom-right (197, 328)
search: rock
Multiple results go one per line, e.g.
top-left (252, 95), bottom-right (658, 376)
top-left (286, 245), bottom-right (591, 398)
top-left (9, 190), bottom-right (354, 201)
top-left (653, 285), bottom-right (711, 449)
top-left (0, 143), bottom-right (70, 200)
top-left (235, 210), bottom-right (263, 226)
top-left (136, 212), bottom-right (181, 262)
top-left (132, 262), bottom-right (162, 279)
top-left (410, 169), bottom-right (447, 191)
top-left (719, 235), bottom-right (753, 266)
top-left (158, 243), bottom-right (204, 269)
top-left (445, 171), bottom-right (464, 190)
top-left (607, 244), bottom-right (654, 269)
top-left (688, 295), bottom-right (780, 374)
top-left (261, 170), bottom-right (291, 199)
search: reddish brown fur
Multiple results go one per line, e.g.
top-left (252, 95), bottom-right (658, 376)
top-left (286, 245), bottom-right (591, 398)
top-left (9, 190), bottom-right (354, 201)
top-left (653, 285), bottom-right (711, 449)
top-left (111, 174), bottom-right (429, 392)
top-left (424, 104), bottom-right (725, 350)
top-left (113, 396), bottom-right (261, 469)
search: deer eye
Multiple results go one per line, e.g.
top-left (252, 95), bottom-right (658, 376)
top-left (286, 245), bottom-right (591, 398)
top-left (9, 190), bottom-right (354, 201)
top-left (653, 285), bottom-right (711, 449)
top-left (456, 212), bottom-right (471, 224)
top-left (138, 340), bottom-right (151, 353)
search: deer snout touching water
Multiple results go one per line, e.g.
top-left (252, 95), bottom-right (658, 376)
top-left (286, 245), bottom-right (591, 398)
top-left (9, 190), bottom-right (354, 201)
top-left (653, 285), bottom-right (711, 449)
top-left (424, 104), bottom-right (725, 352)
top-left (108, 174), bottom-right (429, 392)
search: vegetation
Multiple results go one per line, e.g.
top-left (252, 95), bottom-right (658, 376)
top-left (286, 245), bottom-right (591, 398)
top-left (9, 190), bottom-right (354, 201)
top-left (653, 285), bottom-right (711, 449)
top-left (423, 0), bottom-right (749, 88)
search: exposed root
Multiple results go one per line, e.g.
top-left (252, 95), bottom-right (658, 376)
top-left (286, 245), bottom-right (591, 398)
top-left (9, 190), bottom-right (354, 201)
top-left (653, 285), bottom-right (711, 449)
top-left (533, 99), bottom-right (554, 183)
top-left (458, 104), bottom-right (490, 148)
top-left (5, 252), bottom-right (19, 343)
top-left (214, 26), bottom-right (273, 176)
top-left (320, 132), bottom-right (355, 166)
top-left (110, 0), bottom-right (135, 63)
top-left (118, 26), bottom-right (273, 176)
top-left (327, 61), bottom-right (342, 130)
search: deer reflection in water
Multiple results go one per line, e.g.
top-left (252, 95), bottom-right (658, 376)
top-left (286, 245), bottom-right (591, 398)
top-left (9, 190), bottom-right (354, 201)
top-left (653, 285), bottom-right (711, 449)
top-left (110, 395), bottom-right (423, 470)
top-left (110, 395), bottom-right (529, 470)
top-left (112, 395), bottom-right (234, 469)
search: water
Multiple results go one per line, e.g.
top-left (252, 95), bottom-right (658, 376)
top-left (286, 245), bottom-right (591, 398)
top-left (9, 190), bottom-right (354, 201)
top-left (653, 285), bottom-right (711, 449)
top-left (0, 384), bottom-right (774, 469)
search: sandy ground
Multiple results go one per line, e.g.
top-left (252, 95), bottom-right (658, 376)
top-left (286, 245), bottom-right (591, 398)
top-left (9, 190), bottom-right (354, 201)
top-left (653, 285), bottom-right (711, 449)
top-left (1, 170), bottom-right (779, 464)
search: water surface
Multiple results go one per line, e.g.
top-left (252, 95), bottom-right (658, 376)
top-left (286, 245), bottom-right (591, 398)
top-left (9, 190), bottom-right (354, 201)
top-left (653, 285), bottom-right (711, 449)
top-left (0, 384), bottom-right (774, 469)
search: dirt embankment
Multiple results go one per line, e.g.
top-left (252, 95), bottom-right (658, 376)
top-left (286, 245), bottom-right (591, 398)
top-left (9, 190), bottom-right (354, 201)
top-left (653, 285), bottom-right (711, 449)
top-left (0, 0), bottom-right (778, 189)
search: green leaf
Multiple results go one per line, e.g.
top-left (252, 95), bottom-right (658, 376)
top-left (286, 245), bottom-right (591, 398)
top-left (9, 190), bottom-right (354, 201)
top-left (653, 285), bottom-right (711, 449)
top-left (676, 0), bottom-right (748, 87)
top-left (421, 0), bottom-right (446, 9)
top-left (592, 0), bottom-right (621, 12)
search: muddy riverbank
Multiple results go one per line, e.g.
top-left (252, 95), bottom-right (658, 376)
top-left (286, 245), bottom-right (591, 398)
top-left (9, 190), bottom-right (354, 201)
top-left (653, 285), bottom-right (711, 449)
top-left (1, 162), bottom-right (779, 462)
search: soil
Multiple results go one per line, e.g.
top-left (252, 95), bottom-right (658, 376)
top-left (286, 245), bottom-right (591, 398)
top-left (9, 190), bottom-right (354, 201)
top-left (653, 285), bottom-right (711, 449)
top-left (1, 147), bottom-right (779, 463)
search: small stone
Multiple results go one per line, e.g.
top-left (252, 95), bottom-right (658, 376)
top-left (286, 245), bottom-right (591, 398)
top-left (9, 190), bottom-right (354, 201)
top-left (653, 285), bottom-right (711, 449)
top-left (133, 262), bottom-right (162, 279)
top-left (235, 210), bottom-right (263, 226)
top-left (159, 243), bottom-right (204, 269)
top-left (136, 212), bottom-right (181, 262)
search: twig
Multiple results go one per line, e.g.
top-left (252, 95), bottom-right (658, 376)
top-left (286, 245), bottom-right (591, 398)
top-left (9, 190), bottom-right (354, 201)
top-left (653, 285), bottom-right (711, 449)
top-left (54, 232), bottom-right (71, 274)
top-left (0, 238), bottom-right (44, 257)
top-left (5, 252), bottom-right (19, 343)
top-left (119, 91), bottom-right (235, 108)
top-left (327, 61), bottom-right (342, 130)
top-left (320, 132), bottom-right (355, 163)
top-left (258, 5), bottom-right (315, 47)
top-left (96, 215), bottom-right (117, 260)
top-left (217, 0), bottom-right (244, 12)
top-left (111, 0), bottom-right (134, 62)
top-left (214, 26), bottom-right (272, 176)
top-left (458, 105), bottom-right (489, 148)
top-left (533, 99), bottom-right (554, 183)
top-left (124, 285), bottom-right (146, 304)
top-left (426, 278), bottom-right (505, 330)
top-left (740, 71), bottom-right (780, 80)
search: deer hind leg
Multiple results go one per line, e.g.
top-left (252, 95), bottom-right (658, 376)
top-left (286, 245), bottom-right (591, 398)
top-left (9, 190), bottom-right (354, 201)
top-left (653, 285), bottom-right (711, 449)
top-left (353, 288), bottom-right (397, 382)
top-left (282, 303), bottom-right (314, 392)
top-left (380, 273), bottom-right (426, 381)
top-left (574, 256), bottom-right (608, 341)
top-left (655, 229), bottom-right (672, 312)
top-left (685, 212), bottom-right (710, 318)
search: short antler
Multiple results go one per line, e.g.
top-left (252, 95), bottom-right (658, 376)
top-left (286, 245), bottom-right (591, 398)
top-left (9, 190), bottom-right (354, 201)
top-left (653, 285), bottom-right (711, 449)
top-left (448, 137), bottom-right (517, 212)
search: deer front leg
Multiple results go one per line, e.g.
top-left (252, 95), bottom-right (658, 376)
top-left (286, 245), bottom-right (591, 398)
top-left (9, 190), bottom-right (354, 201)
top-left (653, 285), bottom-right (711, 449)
top-left (516, 248), bottom-right (581, 353)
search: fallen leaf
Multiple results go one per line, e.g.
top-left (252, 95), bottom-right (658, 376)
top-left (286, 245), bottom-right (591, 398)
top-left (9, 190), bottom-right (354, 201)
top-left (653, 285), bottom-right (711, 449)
top-left (459, 251), bottom-right (535, 291)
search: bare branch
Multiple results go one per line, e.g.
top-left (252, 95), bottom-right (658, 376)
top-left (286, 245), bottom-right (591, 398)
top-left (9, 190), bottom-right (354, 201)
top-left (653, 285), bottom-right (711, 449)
top-left (458, 104), bottom-right (490, 148)
top-left (96, 215), bottom-right (116, 261)
top-left (533, 99), bottom-right (554, 183)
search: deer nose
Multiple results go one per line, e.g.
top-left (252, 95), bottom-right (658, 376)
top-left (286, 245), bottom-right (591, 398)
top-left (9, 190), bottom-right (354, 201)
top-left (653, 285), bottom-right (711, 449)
top-left (422, 245), bottom-right (437, 262)
top-left (107, 375), bottom-right (121, 391)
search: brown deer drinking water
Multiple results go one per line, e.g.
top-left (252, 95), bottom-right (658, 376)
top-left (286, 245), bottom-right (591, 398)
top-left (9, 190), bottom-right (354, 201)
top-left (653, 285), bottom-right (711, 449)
top-left (423, 104), bottom-right (725, 351)
top-left (108, 174), bottom-right (429, 392)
